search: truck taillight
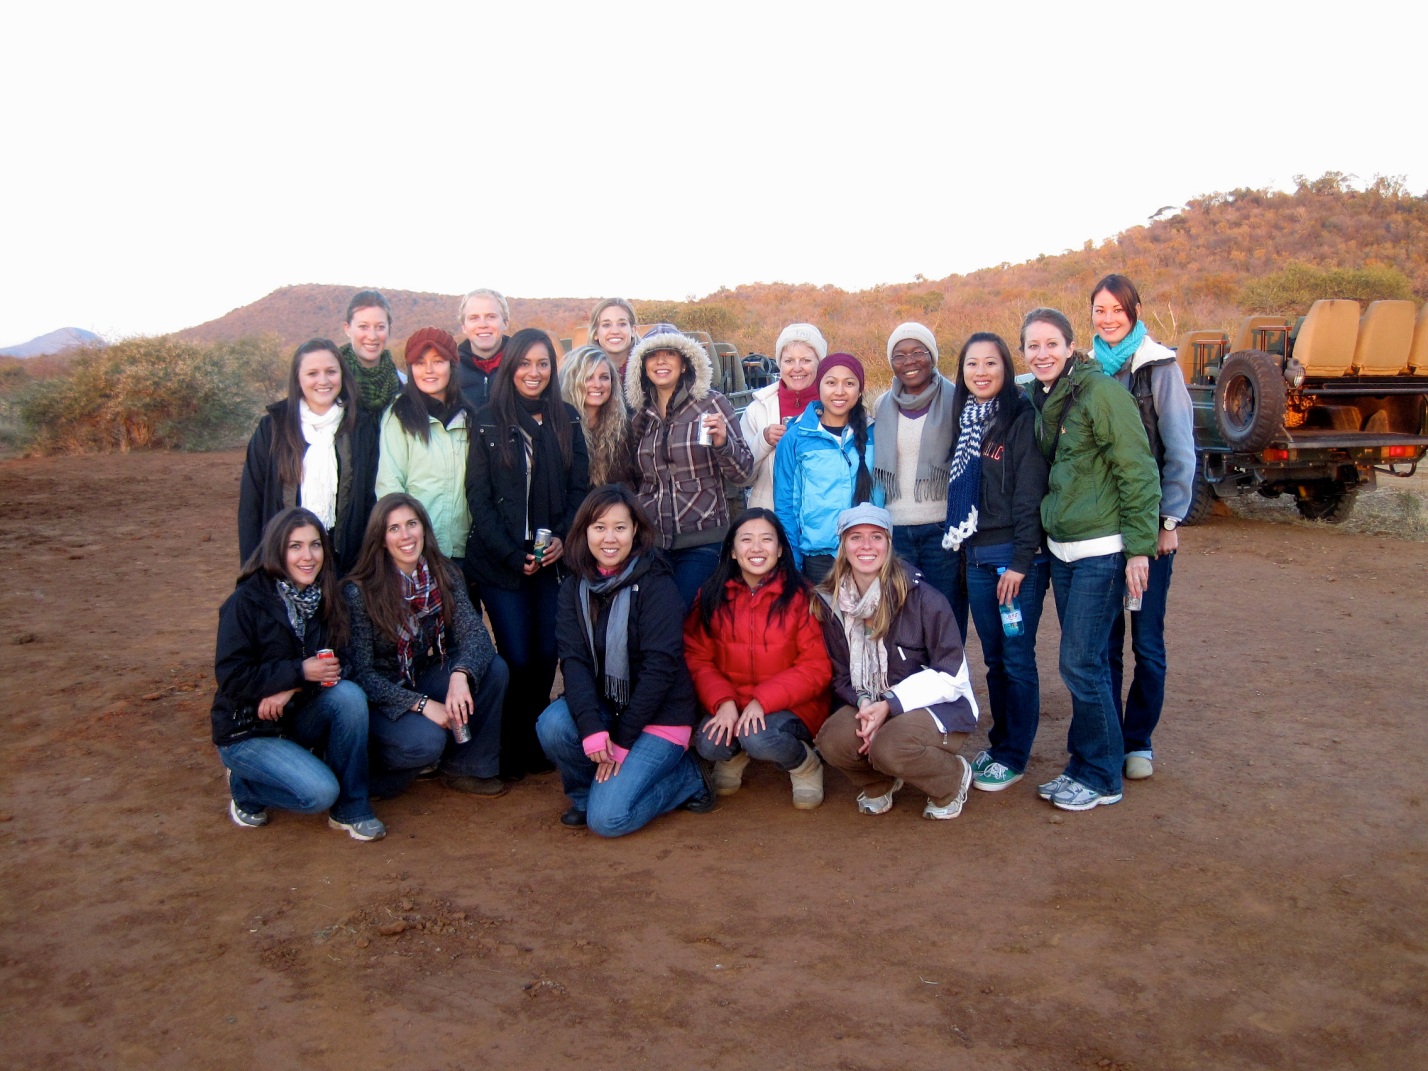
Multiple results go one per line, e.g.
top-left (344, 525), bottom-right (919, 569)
top-left (1262, 448), bottom-right (1290, 461)
top-left (1384, 445), bottom-right (1416, 458)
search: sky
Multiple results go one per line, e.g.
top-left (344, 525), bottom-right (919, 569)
top-left (4, 1), bottom-right (1425, 347)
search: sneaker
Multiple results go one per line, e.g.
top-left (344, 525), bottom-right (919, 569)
top-left (414, 763), bottom-right (441, 780)
top-left (973, 757), bottom-right (1024, 792)
top-left (441, 775), bottom-right (509, 797)
top-left (328, 816), bottom-right (387, 841)
top-left (924, 755), bottom-right (973, 819)
top-left (1037, 773), bottom-right (1074, 800)
top-left (712, 751), bottom-right (751, 796)
top-left (1124, 755), bottom-right (1154, 780)
top-left (683, 761), bottom-right (718, 814)
top-left (970, 750), bottom-right (994, 775)
top-left (1049, 779), bottom-right (1122, 812)
top-left (229, 798), bottom-right (268, 829)
top-left (788, 744), bottom-right (824, 810)
top-left (856, 778), bottom-right (904, 816)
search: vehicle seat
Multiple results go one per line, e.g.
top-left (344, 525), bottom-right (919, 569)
top-left (1174, 330), bottom-right (1227, 384)
top-left (1230, 315), bottom-right (1288, 354)
top-left (1292, 299), bottom-right (1359, 377)
top-left (1352, 300), bottom-right (1415, 375)
top-left (1410, 303), bottom-right (1428, 376)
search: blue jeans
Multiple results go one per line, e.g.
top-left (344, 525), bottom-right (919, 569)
top-left (218, 680), bottom-right (373, 823)
top-left (667, 544), bottom-right (721, 612)
top-left (482, 569), bottom-right (561, 776)
top-left (1109, 550), bottom-right (1174, 757)
top-left (368, 657), bottom-right (508, 798)
top-left (536, 698), bottom-right (704, 838)
top-left (693, 710), bottom-right (813, 771)
top-left (893, 522), bottom-right (965, 642)
top-left (1049, 552), bottom-right (1126, 796)
top-left (964, 547), bottom-right (1050, 773)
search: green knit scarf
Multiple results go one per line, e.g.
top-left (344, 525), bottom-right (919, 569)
top-left (339, 344), bottom-right (402, 413)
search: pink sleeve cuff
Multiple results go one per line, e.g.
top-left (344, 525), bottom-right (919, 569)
top-left (582, 731), bottom-right (611, 758)
top-left (609, 742), bottom-right (630, 763)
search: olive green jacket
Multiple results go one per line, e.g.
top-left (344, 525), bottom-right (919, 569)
top-left (1031, 358), bottom-right (1161, 559)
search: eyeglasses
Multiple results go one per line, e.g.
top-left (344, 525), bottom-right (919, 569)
top-left (890, 348), bottom-right (932, 366)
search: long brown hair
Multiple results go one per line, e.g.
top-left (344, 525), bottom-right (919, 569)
top-left (345, 493), bottom-right (459, 644)
top-left (238, 507), bottom-right (349, 648)
top-left (271, 339), bottom-right (356, 490)
top-left (814, 527), bottom-right (912, 643)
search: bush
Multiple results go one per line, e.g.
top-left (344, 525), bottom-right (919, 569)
top-left (18, 334), bottom-right (286, 454)
top-left (1236, 263), bottom-right (1415, 316)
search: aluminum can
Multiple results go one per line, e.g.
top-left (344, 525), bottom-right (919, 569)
top-left (1124, 592), bottom-right (1143, 612)
top-left (317, 648), bottom-right (338, 687)
top-left (451, 719), bottom-right (472, 744)
top-left (533, 527), bottom-right (553, 564)
top-left (696, 417), bottom-right (713, 446)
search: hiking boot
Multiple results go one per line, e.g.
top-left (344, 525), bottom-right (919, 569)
top-left (1037, 773), bottom-right (1073, 801)
top-left (328, 816), bottom-right (387, 841)
top-left (1049, 779), bottom-right (1122, 812)
top-left (712, 751), bottom-right (751, 796)
top-left (228, 798), bottom-right (268, 829)
top-left (560, 806), bottom-right (587, 828)
top-left (1124, 754), bottom-right (1154, 780)
top-left (856, 778), bottom-right (903, 816)
top-left (788, 744), bottom-right (824, 810)
top-left (923, 755), bottom-right (973, 819)
top-left (441, 775), bottom-right (509, 797)
top-left (973, 756), bottom-right (1024, 792)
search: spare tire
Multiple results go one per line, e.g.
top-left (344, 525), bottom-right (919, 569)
top-left (1214, 350), bottom-right (1286, 452)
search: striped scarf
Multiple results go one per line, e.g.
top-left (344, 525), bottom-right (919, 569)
top-left (942, 398), bottom-right (997, 551)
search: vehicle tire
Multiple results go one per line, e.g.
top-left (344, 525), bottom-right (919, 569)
top-left (1214, 350), bottom-right (1286, 452)
top-left (1182, 472), bottom-right (1216, 526)
top-left (1295, 487), bottom-right (1357, 524)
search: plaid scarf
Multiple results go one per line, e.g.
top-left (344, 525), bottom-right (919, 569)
top-left (339, 344), bottom-right (402, 413)
top-left (396, 557), bottom-right (446, 688)
top-left (276, 579), bottom-right (321, 639)
top-left (942, 398), bottom-right (997, 551)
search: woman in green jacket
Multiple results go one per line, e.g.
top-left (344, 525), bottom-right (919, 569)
top-left (1022, 307), bottom-right (1159, 813)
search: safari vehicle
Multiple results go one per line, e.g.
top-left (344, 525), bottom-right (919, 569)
top-left (1178, 299), bottom-right (1428, 523)
top-left (557, 326), bottom-right (764, 410)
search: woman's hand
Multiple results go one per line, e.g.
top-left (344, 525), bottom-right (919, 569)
top-left (539, 536), bottom-right (564, 568)
top-left (587, 746), bottom-right (622, 783)
top-left (445, 672), bottom-right (472, 726)
top-left (258, 689), bottom-right (297, 721)
top-left (1157, 527), bottom-right (1179, 556)
top-left (763, 422), bottom-right (787, 447)
top-left (703, 701), bottom-right (739, 747)
top-left (702, 412), bottom-right (727, 447)
top-left (302, 655), bottom-right (341, 684)
top-left (420, 698), bottom-right (451, 729)
top-left (735, 699), bottom-right (767, 737)
top-left (522, 553), bottom-right (540, 577)
top-left (996, 568), bottom-right (1025, 606)
top-left (1126, 555), bottom-right (1151, 600)
top-left (855, 700), bottom-right (891, 754)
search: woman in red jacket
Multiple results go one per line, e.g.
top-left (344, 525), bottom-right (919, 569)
top-left (684, 508), bottom-right (832, 809)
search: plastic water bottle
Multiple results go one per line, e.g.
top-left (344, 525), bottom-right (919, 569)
top-left (996, 568), bottom-right (1023, 637)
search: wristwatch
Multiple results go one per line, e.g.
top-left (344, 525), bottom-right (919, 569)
top-left (1162, 517), bottom-right (1178, 532)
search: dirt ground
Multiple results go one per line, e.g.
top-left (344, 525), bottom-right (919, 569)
top-left (1, 450), bottom-right (1425, 1071)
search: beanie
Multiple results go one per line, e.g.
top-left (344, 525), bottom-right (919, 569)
top-left (816, 352), bottom-right (865, 393)
top-left (775, 323), bottom-right (829, 363)
top-left (405, 327), bottom-right (458, 365)
top-left (886, 322), bottom-right (939, 365)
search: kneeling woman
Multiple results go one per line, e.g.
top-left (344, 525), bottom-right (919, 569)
top-left (212, 507), bottom-right (384, 841)
top-left (536, 485), bottom-right (713, 836)
top-left (684, 509), bottom-right (832, 808)
top-left (344, 493), bottom-right (508, 799)
top-left (814, 504), bottom-right (980, 820)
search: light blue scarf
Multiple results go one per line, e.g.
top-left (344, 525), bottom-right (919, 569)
top-left (1093, 320), bottom-right (1147, 378)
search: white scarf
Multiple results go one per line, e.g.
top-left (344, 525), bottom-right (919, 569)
top-left (299, 400), bottom-right (343, 529)
top-left (836, 574), bottom-right (889, 701)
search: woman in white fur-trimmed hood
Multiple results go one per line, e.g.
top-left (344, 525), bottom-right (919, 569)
top-left (625, 324), bottom-right (753, 609)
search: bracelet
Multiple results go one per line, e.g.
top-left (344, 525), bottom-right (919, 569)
top-left (415, 695), bottom-right (429, 714)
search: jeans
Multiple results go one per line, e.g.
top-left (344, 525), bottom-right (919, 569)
top-left (218, 680), bottom-right (373, 823)
top-left (964, 547), bottom-right (1050, 773)
top-left (1109, 550), bottom-right (1174, 757)
top-left (367, 656), bottom-right (508, 798)
top-left (482, 569), bottom-right (561, 776)
top-left (816, 705), bottom-right (968, 801)
top-left (693, 710), bottom-right (812, 771)
top-left (893, 522), bottom-right (965, 642)
top-left (536, 698), bottom-right (704, 838)
top-left (668, 544), bottom-right (721, 611)
top-left (1049, 552), bottom-right (1126, 796)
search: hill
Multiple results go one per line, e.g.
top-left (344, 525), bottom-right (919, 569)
top-left (0, 327), bottom-right (104, 358)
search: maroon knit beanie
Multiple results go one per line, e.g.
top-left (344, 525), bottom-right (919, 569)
top-left (405, 327), bottom-right (458, 364)
top-left (817, 352), bottom-right (865, 392)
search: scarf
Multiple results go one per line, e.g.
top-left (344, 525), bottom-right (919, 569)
top-left (396, 557), bottom-right (445, 688)
top-left (276, 579), bottom-right (321, 640)
top-left (872, 374), bottom-right (955, 502)
top-left (469, 351), bottom-right (502, 375)
top-left (339, 344), bottom-right (402, 413)
top-left (298, 400), bottom-right (343, 529)
top-left (516, 396), bottom-right (568, 535)
top-left (836, 575), bottom-right (889, 701)
top-left (578, 556), bottom-right (639, 707)
top-left (777, 382), bottom-right (818, 421)
top-left (1093, 320), bottom-right (1146, 378)
top-left (422, 390), bottom-right (465, 429)
top-left (942, 398), bottom-right (997, 551)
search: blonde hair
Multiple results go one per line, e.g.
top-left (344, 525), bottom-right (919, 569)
top-left (815, 529), bottom-right (913, 642)
top-left (560, 345), bottom-right (629, 485)
top-left (457, 288), bottom-right (510, 327)
top-left (588, 298), bottom-right (637, 352)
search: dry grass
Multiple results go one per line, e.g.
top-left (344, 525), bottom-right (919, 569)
top-left (1224, 471), bottom-right (1428, 541)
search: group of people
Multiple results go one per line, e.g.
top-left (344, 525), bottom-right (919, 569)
top-left (216, 274), bottom-right (1194, 840)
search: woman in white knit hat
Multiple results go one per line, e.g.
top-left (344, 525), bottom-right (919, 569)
top-left (739, 323), bottom-right (828, 510)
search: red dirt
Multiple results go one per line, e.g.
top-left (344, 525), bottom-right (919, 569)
top-left (1, 450), bottom-right (1424, 1071)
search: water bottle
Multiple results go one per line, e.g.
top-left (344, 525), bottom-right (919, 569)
top-left (996, 567), bottom-right (1023, 637)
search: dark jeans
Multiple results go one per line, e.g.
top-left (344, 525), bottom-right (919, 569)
top-left (894, 522), bottom-right (965, 642)
top-left (219, 680), bottom-right (374, 823)
top-left (694, 710), bottom-right (812, 771)
top-left (482, 568), bottom-right (561, 777)
top-left (668, 544), bottom-right (721, 611)
top-left (964, 547), bottom-right (1050, 773)
top-left (1109, 550), bottom-right (1174, 756)
top-left (1049, 552), bottom-right (1126, 796)
top-left (367, 657), bottom-right (507, 798)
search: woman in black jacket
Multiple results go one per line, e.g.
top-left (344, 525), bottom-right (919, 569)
top-left (535, 485), bottom-right (713, 836)
top-left (212, 507), bottom-right (384, 840)
top-left (237, 339), bottom-right (378, 573)
top-left (467, 328), bottom-right (589, 778)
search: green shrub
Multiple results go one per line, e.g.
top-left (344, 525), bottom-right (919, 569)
top-left (1237, 263), bottom-right (1415, 316)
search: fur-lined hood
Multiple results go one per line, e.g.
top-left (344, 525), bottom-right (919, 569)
top-left (624, 330), bottom-right (713, 412)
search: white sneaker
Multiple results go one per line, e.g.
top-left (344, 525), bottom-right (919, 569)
top-left (923, 755), bottom-right (973, 819)
top-left (856, 778), bottom-right (903, 815)
top-left (712, 751), bottom-right (751, 796)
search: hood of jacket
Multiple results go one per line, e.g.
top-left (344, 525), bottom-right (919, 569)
top-left (1127, 336), bottom-right (1178, 376)
top-left (624, 330), bottom-right (713, 412)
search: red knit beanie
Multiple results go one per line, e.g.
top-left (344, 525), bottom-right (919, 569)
top-left (404, 327), bottom-right (458, 364)
top-left (816, 352), bottom-right (865, 392)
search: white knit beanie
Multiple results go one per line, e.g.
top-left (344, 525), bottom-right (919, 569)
top-left (774, 323), bottom-right (829, 363)
top-left (886, 322), bottom-right (939, 364)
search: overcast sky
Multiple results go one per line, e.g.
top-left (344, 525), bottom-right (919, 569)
top-left (4, 1), bottom-right (1424, 346)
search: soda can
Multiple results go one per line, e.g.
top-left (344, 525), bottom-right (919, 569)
top-left (317, 648), bottom-right (338, 687)
top-left (1124, 592), bottom-right (1143, 612)
top-left (451, 719), bottom-right (472, 744)
top-left (533, 527), bottom-right (553, 564)
top-left (696, 417), bottom-right (714, 446)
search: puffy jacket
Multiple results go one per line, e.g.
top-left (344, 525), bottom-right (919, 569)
top-left (953, 393), bottom-right (1047, 575)
top-left (773, 403), bottom-right (884, 567)
top-left (1030, 357), bottom-right (1160, 558)
top-left (683, 575), bottom-right (832, 734)
top-left (1109, 337), bottom-right (1196, 524)
top-left (626, 332), bottom-right (753, 549)
top-left (739, 382), bottom-right (783, 510)
top-left (374, 405), bottom-right (472, 559)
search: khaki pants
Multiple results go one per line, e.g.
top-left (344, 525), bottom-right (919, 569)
top-left (816, 705), bottom-right (968, 801)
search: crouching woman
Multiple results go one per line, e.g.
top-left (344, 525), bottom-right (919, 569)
top-left (212, 507), bottom-right (384, 841)
top-left (814, 504), bottom-right (980, 820)
top-left (536, 485), bottom-right (714, 836)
